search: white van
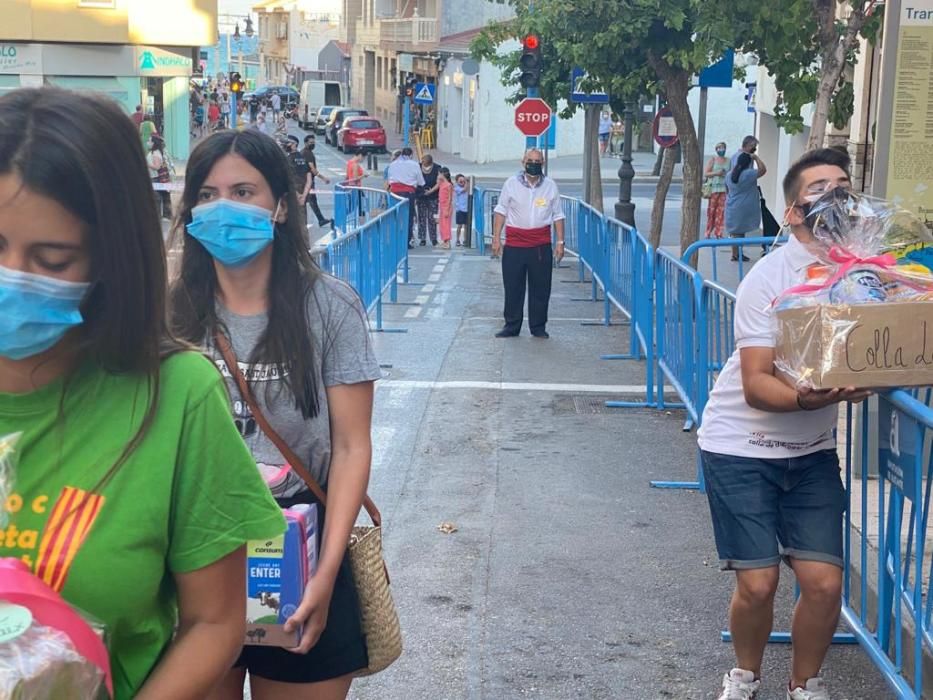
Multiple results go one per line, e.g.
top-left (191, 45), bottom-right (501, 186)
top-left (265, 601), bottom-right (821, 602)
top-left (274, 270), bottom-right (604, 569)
top-left (298, 80), bottom-right (344, 129)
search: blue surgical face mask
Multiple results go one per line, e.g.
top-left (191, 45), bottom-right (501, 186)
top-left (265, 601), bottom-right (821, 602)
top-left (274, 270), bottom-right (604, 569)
top-left (186, 199), bottom-right (278, 268)
top-left (0, 265), bottom-right (91, 361)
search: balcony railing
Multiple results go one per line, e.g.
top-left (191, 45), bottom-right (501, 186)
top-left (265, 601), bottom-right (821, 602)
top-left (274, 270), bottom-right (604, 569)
top-left (379, 17), bottom-right (438, 46)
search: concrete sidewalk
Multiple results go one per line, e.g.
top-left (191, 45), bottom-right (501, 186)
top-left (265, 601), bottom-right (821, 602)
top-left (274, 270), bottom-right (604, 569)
top-left (350, 247), bottom-right (889, 699)
top-left (384, 130), bottom-right (675, 183)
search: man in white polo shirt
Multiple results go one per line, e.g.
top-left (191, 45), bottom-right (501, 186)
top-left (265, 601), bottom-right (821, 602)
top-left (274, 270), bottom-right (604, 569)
top-left (698, 148), bottom-right (869, 700)
top-left (491, 149), bottom-right (565, 338)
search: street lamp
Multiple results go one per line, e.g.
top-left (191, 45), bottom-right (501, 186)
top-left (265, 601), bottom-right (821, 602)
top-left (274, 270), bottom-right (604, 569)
top-left (614, 103), bottom-right (636, 227)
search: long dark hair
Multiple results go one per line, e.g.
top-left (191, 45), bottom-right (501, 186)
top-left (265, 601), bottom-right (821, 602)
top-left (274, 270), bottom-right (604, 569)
top-left (0, 87), bottom-right (181, 485)
top-left (731, 152), bottom-right (752, 184)
top-left (169, 129), bottom-right (323, 418)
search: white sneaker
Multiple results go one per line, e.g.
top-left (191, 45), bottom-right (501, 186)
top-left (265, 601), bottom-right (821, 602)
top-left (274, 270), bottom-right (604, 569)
top-left (718, 668), bottom-right (760, 700)
top-left (787, 678), bottom-right (831, 700)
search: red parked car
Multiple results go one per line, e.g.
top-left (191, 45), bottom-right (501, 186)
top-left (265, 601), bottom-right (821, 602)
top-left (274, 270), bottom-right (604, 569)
top-left (337, 117), bottom-right (387, 154)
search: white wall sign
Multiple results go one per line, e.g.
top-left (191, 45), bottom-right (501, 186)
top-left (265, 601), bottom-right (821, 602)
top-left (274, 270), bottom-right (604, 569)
top-left (0, 44), bottom-right (42, 75)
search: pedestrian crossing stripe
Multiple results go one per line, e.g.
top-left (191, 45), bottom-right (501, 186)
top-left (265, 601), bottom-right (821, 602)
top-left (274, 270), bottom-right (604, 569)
top-left (415, 85), bottom-right (433, 103)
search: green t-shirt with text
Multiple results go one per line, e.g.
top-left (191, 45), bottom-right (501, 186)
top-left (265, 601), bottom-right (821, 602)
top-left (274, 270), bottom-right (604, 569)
top-left (0, 351), bottom-right (285, 699)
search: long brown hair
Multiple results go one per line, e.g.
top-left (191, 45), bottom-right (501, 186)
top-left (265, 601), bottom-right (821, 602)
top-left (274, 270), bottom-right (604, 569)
top-left (169, 129), bottom-right (324, 418)
top-left (0, 87), bottom-right (183, 488)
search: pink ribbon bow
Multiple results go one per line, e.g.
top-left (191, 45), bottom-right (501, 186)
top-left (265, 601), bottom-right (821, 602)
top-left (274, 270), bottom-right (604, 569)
top-left (778, 245), bottom-right (897, 301)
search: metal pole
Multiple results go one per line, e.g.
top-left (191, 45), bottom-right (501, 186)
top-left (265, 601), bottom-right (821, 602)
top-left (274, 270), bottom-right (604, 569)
top-left (614, 103), bottom-right (636, 226)
top-left (582, 105), bottom-right (592, 204)
top-left (696, 86), bottom-right (709, 237)
top-left (403, 98), bottom-right (410, 147)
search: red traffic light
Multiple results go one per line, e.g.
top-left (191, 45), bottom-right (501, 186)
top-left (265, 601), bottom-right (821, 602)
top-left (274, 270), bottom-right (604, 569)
top-left (523, 34), bottom-right (539, 50)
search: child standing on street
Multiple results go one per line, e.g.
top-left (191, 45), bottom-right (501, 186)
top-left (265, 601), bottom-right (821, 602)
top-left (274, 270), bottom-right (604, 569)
top-left (454, 173), bottom-right (469, 247)
top-left (437, 168), bottom-right (453, 249)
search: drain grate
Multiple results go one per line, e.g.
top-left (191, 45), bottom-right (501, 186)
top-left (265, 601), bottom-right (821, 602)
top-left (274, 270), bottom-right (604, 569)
top-left (572, 394), bottom-right (621, 414)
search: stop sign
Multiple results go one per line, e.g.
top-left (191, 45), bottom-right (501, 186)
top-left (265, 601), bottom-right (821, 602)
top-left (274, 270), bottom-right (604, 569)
top-left (514, 97), bottom-right (551, 136)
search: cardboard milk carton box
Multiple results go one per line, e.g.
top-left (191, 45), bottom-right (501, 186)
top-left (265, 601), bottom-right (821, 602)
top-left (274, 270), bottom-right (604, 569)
top-left (245, 503), bottom-right (318, 647)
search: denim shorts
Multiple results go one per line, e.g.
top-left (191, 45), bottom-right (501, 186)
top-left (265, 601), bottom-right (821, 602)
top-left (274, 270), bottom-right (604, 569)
top-left (701, 449), bottom-right (846, 571)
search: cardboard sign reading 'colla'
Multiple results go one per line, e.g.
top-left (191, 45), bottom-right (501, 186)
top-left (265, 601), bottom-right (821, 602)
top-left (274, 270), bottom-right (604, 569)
top-left (776, 302), bottom-right (933, 389)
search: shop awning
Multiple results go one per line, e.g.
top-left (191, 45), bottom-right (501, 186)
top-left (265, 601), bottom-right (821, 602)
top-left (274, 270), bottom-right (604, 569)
top-left (45, 76), bottom-right (129, 103)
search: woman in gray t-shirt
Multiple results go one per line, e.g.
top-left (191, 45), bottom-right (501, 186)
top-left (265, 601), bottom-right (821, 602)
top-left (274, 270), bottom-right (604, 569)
top-left (170, 129), bottom-right (381, 698)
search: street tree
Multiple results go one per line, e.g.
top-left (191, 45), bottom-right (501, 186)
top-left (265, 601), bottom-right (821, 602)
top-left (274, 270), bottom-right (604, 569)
top-left (749, 0), bottom-right (881, 150)
top-left (477, 0), bottom-right (743, 252)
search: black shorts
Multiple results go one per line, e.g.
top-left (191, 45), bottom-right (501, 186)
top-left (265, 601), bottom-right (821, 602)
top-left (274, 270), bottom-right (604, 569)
top-left (455, 210), bottom-right (468, 225)
top-left (235, 491), bottom-right (368, 683)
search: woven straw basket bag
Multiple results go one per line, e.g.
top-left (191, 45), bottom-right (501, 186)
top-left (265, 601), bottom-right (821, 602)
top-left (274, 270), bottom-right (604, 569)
top-left (349, 524), bottom-right (402, 675)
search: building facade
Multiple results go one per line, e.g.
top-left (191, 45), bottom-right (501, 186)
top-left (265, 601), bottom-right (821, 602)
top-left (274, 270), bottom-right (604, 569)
top-left (253, 0), bottom-right (342, 86)
top-left (0, 0), bottom-right (213, 158)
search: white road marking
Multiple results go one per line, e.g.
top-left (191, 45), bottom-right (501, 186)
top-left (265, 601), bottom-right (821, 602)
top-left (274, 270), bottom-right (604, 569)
top-left (432, 265), bottom-right (445, 274)
top-left (421, 283), bottom-right (436, 292)
top-left (438, 257), bottom-right (449, 264)
top-left (428, 273), bottom-right (441, 282)
top-left (463, 316), bottom-right (613, 323)
top-left (378, 380), bottom-right (673, 394)
top-left (414, 295), bottom-right (429, 304)
top-left (404, 306), bottom-right (423, 318)
top-left (432, 292), bottom-right (449, 306)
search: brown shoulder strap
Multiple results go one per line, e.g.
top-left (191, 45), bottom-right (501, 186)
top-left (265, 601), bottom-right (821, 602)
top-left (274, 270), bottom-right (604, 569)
top-left (214, 331), bottom-right (382, 527)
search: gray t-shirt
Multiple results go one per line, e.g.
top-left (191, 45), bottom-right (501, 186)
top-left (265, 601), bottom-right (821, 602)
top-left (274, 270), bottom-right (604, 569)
top-left (208, 273), bottom-right (381, 498)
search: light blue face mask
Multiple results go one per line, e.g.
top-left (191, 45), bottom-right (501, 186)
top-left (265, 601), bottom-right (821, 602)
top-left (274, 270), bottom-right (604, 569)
top-left (186, 199), bottom-right (278, 268)
top-left (0, 265), bottom-right (91, 361)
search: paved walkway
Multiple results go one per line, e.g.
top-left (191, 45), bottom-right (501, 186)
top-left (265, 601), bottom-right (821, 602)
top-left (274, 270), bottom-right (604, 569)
top-left (349, 248), bottom-right (890, 699)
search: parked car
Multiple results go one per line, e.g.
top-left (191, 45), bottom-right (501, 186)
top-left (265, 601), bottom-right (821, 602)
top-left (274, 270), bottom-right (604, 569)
top-left (242, 85), bottom-right (299, 107)
top-left (313, 105), bottom-right (340, 135)
top-left (324, 108), bottom-right (368, 146)
top-left (298, 81), bottom-right (344, 129)
top-left (337, 117), bottom-right (387, 153)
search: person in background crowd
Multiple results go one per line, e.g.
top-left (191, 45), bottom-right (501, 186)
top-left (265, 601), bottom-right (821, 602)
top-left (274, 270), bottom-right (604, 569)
top-left (170, 128), bottom-right (381, 700)
top-left (140, 112), bottom-right (158, 151)
top-left (699, 148), bottom-right (867, 700)
top-left (271, 91), bottom-right (282, 121)
top-left (416, 154), bottom-right (442, 247)
top-left (704, 141), bottom-right (730, 239)
top-left (732, 135), bottom-right (760, 168)
top-left (610, 115), bottom-right (624, 156)
top-left (220, 94), bottom-right (231, 129)
top-left (598, 110), bottom-right (612, 155)
top-left (346, 151), bottom-right (365, 187)
top-left (454, 173), bottom-right (469, 247)
top-left (437, 167), bottom-right (453, 250)
top-left (146, 134), bottom-right (173, 220)
top-left (384, 149), bottom-right (402, 186)
top-left (0, 86), bottom-right (284, 700)
top-left (302, 135), bottom-right (334, 230)
top-left (208, 100), bottom-right (220, 133)
top-left (491, 148), bottom-right (565, 339)
top-left (283, 135), bottom-right (311, 243)
top-left (345, 151), bottom-right (366, 220)
top-left (386, 147), bottom-right (424, 248)
top-left (132, 104), bottom-right (145, 129)
top-left (725, 151), bottom-right (767, 261)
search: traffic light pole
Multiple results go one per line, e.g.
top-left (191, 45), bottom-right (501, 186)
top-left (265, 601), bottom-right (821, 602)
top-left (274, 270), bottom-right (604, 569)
top-left (403, 98), bottom-right (410, 148)
top-left (230, 93), bottom-right (237, 129)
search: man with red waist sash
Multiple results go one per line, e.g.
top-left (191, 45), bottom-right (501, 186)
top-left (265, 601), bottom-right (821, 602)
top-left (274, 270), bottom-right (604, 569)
top-left (386, 147), bottom-right (425, 247)
top-left (491, 149), bottom-right (566, 338)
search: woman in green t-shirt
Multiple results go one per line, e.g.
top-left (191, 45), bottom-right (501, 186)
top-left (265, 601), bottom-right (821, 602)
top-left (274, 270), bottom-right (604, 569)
top-left (170, 130), bottom-right (381, 698)
top-left (0, 88), bottom-right (285, 699)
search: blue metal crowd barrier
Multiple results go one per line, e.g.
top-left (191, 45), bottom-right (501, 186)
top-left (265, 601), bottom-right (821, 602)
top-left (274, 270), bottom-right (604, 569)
top-left (839, 388), bottom-right (933, 698)
top-left (316, 186), bottom-right (409, 333)
top-left (682, 235), bottom-right (788, 287)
